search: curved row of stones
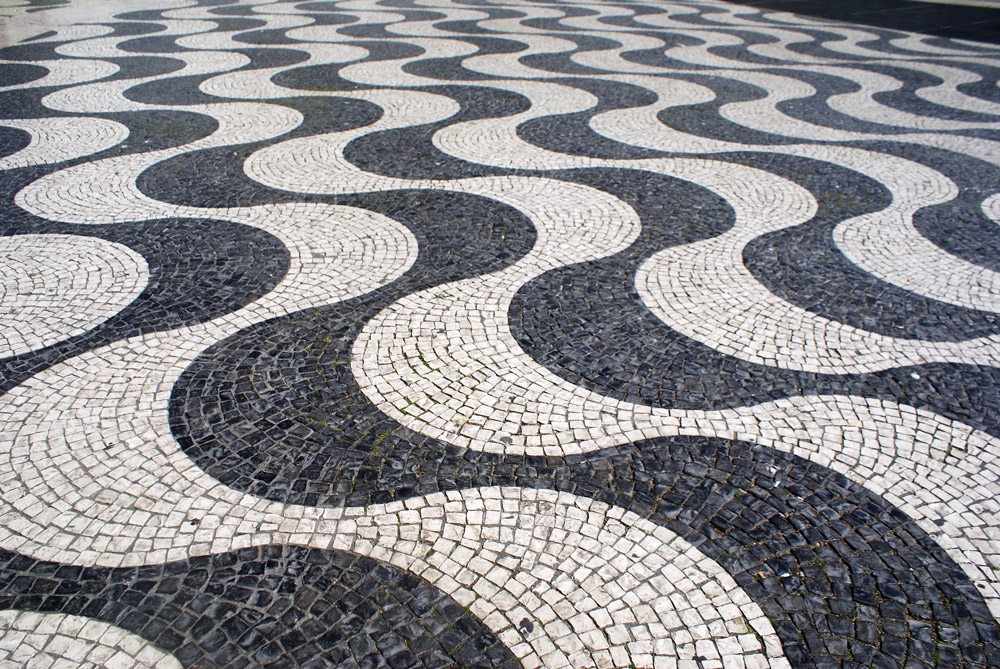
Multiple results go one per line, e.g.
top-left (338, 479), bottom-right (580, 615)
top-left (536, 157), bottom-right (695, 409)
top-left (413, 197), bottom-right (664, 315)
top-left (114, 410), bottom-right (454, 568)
top-left (0, 0), bottom-right (999, 666)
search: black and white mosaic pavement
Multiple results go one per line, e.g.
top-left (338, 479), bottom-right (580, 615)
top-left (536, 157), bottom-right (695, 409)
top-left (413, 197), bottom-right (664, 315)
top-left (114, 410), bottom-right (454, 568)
top-left (1, 0), bottom-right (1000, 666)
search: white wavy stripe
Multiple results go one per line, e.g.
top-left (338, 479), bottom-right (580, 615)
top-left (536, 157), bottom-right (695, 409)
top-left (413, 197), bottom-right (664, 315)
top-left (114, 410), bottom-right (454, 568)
top-left (0, 234), bottom-right (149, 359)
top-left (349, 487), bottom-right (787, 669)
top-left (425, 73), bottom-right (1000, 317)
top-left (386, 7), bottom-right (497, 37)
top-left (196, 43), bottom-right (370, 98)
top-left (40, 51), bottom-right (253, 113)
top-left (0, 117), bottom-right (129, 169)
top-left (120, 0), bottom-right (994, 615)
top-left (823, 64), bottom-right (1000, 131)
top-left (14, 101), bottom-right (305, 224)
top-left (0, 190), bottom-right (780, 656)
top-left (159, 0), bottom-right (281, 21)
top-left (583, 14), bottom-right (1000, 67)
top-left (573, 38), bottom-right (1000, 132)
top-left (23, 0), bottom-right (995, 318)
top-left (0, 610), bottom-right (182, 668)
top-left (0, 58), bottom-right (118, 91)
top-left (711, 65), bottom-right (1000, 141)
top-left (269, 167), bottom-right (1000, 620)
top-left (281, 13), bottom-right (1000, 145)
top-left (887, 25), bottom-right (1000, 53)
top-left (53, 19), bottom-right (218, 60)
top-left (589, 103), bottom-right (1000, 313)
top-left (173, 15), bottom-right (318, 50)
top-left (350, 271), bottom-right (1000, 614)
top-left (830, 149), bottom-right (1000, 314)
top-left (548, 8), bottom-right (993, 68)
top-left (985, 191), bottom-right (1000, 226)
top-left (636, 151), bottom-right (1000, 374)
top-left (908, 61), bottom-right (1000, 116)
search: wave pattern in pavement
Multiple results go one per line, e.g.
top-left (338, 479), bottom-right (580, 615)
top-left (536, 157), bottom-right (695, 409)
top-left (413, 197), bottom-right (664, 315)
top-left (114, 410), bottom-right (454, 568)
top-left (1, 0), bottom-right (1000, 667)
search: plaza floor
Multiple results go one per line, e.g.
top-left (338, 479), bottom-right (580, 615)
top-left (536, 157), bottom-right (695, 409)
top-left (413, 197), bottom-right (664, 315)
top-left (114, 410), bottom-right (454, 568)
top-left (0, 0), bottom-right (999, 666)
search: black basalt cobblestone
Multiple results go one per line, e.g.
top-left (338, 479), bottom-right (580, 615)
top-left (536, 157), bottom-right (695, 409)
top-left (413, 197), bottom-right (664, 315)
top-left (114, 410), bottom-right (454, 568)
top-left (0, 546), bottom-right (519, 668)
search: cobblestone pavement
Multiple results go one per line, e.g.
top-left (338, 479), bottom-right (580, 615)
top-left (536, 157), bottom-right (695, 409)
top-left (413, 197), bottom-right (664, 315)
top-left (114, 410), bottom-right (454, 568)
top-left (0, 0), bottom-right (999, 666)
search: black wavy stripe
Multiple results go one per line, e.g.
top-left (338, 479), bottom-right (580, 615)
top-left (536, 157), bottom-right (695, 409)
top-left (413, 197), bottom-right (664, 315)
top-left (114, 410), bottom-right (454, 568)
top-left (170, 188), bottom-right (537, 506)
top-left (0, 100), bottom-right (256, 394)
top-left (645, 64), bottom-right (997, 147)
top-left (336, 9), bottom-right (447, 39)
top-left (271, 39), bottom-right (424, 91)
top-left (596, 2), bottom-right (676, 30)
top-left (0, 62), bottom-right (48, 87)
top-left (516, 77), bottom-right (667, 160)
top-left (0, 54), bottom-right (293, 388)
top-left (0, 53), bottom-right (188, 120)
top-left (520, 34), bottom-right (646, 76)
top-left (655, 74), bottom-right (808, 146)
top-left (135, 96), bottom-right (383, 209)
top-left (0, 110), bottom-right (218, 207)
top-left (521, 4), bottom-right (600, 30)
top-left (119, 43), bottom-right (313, 105)
top-left (345, 83), bottom-right (529, 177)
top-left (0, 126), bottom-right (30, 159)
top-left (104, 53), bottom-right (192, 81)
top-left (0, 88), bottom-right (56, 120)
top-left (788, 25), bottom-right (937, 61)
top-left (512, 69), bottom-right (1000, 280)
top-left (401, 36), bottom-right (524, 81)
top-left (417, 34), bottom-right (525, 74)
top-left (0, 48), bottom-right (207, 132)
top-left (294, 0), bottom-right (353, 11)
top-left (0, 216), bottom-right (289, 395)
top-left (433, 7), bottom-right (532, 35)
top-left (0, 545), bottom-right (518, 668)
top-left (953, 61), bottom-right (1000, 105)
top-left (125, 64), bottom-right (1000, 430)
top-left (567, 436), bottom-right (999, 668)
top-left (168, 290), bottom-right (1000, 666)
top-left (779, 27), bottom-right (868, 62)
top-left (0, 41), bottom-right (69, 61)
top-left (769, 67), bottom-right (910, 136)
top-left (621, 55), bottom-right (1000, 143)
top-left (508, 163), bottom-right (1000, 438)
top-left (739, 151), bottom-right (1000, 339)
top-left (858, 140), bottom-right (1000, 276)
top-left (204, 3), bottom-right (272, 17)
top-left (656, 2), bottom-right (754, 28)
top-left (620, 33), bottom-right (715, 71)
top-left (0, 19), bottom-right (165, 63)
top-left (5, 6), bottom-right (1000, 669)
top-left (136, 85), bottom-right (520, 205)
top-left (705, 28), bottom-right (795, 67)
top-left (862, 62), bottom-right (1000, 125)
